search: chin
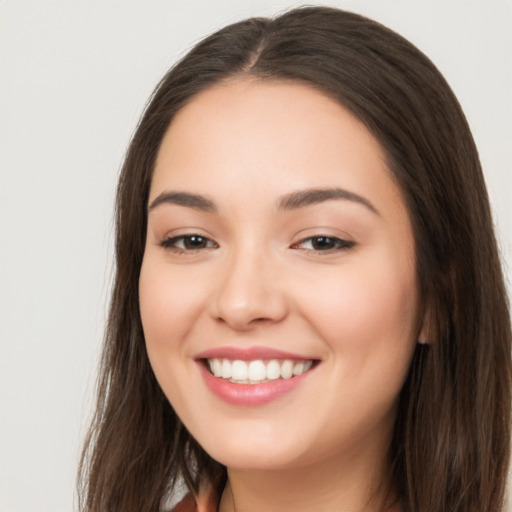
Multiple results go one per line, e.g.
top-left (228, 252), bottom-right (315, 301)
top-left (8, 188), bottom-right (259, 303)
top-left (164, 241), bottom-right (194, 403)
top-left (189, 419), bottom-right (314, 471)
top-left (206, 444), bottom-right (301, 471)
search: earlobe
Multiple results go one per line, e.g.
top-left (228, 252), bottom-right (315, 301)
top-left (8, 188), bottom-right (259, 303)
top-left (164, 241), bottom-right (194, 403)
top-left (417, 305), bottom-right (432, 345)
top-left (417, 317), bottom-right (432, 345)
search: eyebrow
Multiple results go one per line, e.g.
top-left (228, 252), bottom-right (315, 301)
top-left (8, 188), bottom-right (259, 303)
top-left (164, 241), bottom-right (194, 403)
top-left (148, 187), bottom-right (379, 215)
top-left (148, 191), bottom-right (217, 212)
top-left (278, 187), bottom-right (379, 215)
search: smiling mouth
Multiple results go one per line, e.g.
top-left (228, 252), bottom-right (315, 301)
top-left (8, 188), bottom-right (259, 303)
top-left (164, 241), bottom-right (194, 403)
top-left (203, 358), bottom-right (317, 384)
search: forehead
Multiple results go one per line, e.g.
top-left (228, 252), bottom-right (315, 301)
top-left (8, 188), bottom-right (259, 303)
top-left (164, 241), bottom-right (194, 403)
top-left (151, 78), bottom-right (407, 221)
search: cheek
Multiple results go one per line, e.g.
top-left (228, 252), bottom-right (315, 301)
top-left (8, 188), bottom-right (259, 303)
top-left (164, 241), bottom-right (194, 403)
top-left (294, 258), bottom-right (418, 431)
top-left (295, 255), bottom-right (418, 359)
top-left (139, 258), bottom-right (204, 408)
top-left (139, 258), bottom-right (206, 349)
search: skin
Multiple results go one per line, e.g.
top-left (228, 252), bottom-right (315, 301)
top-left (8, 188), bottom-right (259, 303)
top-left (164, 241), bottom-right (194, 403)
top-left (139, 79), bottom-right (419, 512)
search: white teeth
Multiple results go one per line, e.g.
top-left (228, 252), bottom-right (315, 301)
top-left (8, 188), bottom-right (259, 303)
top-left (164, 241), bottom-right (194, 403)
top-left (221, 359), bottom-right (232, 379)
top-left (293, 361), bottom-right (304, 376)
top-left (211, 358), bottom-right (222, 377)
top-left (207, 357), bottom-right (314, 384)
top-left (280, 360), bottom-right (294, 379)
top-left (267, 360), bottom-right (281, 380)
top-left (248, 360), bottom-right (266, 381)
top-left (232, 360), bottom-right (248, 381)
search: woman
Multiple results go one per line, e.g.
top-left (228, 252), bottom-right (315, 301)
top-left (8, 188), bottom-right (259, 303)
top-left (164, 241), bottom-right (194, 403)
top-left (78, 6), bottom-right (512, 512)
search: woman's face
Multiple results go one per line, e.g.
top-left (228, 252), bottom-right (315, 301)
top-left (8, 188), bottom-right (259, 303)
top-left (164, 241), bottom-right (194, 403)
top-left (139, 79), bottom-right (419, 471)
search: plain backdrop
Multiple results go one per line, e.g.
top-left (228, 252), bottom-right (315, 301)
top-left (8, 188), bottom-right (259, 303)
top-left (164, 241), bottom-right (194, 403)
top-left (1, 1), bottom-right (511, 511)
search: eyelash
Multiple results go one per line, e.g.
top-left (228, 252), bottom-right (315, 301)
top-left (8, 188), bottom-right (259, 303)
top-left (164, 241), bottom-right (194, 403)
top-left (159, 235), bottom-right (218, 253)
top-left (159, 234), bottom-right (355, 255)
top-left (291, 235), bottom-right (355, 254)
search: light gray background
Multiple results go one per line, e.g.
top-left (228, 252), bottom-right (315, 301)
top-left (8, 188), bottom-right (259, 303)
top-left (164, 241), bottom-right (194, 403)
top-left (1, 1), bottom-right (510, 511)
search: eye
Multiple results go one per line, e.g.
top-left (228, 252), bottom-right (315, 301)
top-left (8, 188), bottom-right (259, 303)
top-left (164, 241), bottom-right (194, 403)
top-left (292, 235), bottom-right (355, 253)
top-left (159, 234), bottom-right (218, 252)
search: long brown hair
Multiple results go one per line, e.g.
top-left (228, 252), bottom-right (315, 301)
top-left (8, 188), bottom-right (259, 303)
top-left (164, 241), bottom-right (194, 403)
top-left (78, 7), bottom-right (512, 511)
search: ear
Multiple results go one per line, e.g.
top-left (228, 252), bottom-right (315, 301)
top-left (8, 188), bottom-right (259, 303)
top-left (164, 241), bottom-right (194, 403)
top-left (417, 331), bottom-right (429, 345)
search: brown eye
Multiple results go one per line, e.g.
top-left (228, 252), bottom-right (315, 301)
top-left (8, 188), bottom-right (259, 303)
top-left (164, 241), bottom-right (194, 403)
top-left (310, 236), bottom-right (337, 250)
top-left (182, 235), bottom-right (210, 249)
top-left (160, 235), bottom-right (218, 251)
top-left (293, 236), bottom-right (355, 252)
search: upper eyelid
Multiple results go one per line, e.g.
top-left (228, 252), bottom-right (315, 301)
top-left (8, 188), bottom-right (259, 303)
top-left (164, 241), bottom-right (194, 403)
top-left (159, 234), bottom-right (218, 249)
top-left (159, 229), bottom-right (215, 241)
top-left (292, 234), bottom-right (353, 244)
top-left (291, 235), bottom-right (355, 252)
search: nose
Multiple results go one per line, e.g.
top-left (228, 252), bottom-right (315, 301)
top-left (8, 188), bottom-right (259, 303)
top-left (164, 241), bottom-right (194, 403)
top-left (210, 248), bottom-right (288, 331)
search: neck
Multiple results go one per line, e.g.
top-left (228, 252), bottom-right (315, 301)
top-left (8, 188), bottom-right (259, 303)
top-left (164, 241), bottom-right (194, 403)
top-left (219, 445), bottom-right (397, 512)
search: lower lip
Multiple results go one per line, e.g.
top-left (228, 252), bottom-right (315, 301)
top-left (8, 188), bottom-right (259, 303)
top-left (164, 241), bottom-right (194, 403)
top-left (198, 363), bottom-right (312, 406)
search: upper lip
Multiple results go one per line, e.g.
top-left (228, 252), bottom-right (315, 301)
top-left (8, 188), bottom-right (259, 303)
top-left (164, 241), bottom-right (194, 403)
top-left (194, 346), bottom-right (317, 361)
